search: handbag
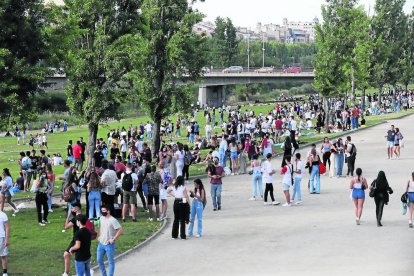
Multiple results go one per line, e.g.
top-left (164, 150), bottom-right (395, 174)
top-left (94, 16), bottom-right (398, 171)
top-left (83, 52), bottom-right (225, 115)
top-left (369, 180), bottom-right (377, 198)
top-left (319, 163), bottom-right (326, 174)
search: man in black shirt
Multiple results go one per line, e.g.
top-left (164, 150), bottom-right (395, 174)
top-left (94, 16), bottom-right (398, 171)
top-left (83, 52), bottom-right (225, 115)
top-left (30, 150), bottom-right (39, 183)
top-left (385, 125), bottom-right (396, 159)
top-left (93, 147), bottom-right (104, 168)
top-left (142, 143), bottom-right (152, 163)
top-left (80, 137), bottom-right (87, 165)
top-left (67, 140), bottom-right (74, 164)
top-left (69, 214), bottom-right (91, 276)
top-left (62, 203), bottom-right (82, 276)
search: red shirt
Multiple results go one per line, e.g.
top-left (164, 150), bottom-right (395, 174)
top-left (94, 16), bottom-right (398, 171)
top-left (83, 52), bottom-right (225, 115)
top-left (73, 144), bottom-right (82, 159)
top-left (114, 162), bottom-right (126, 173)
top-left (210, 166), bottom-right (224, 185)
top-left (275, 120), bottom-right (283, 131)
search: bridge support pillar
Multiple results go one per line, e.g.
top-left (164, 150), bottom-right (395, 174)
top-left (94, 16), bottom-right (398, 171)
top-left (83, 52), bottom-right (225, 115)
top-left (198, 85), bottom-right (226, 107)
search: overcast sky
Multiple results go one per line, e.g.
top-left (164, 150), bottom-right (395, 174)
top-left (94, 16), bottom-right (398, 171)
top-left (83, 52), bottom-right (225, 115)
top-left (193, 0), bottom-right (414, 27)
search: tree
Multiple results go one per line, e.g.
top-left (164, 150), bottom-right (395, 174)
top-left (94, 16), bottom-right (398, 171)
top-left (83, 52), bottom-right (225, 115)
top-left (210, 17), bottom-right (239, 68)
top-left (399, 8), bottom-right (414, 92)
top-left (0, 0), bottom-right (50, 130)
top-left (126, 0), bottom-right (207, 156)
top-left (49, 0), bottom-right (142, 166)
top-left (371, 0), bottom-right (407, 104)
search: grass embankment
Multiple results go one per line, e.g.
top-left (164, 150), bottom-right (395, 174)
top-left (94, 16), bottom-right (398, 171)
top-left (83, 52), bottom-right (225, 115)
top-left (6, 207), bottom-right (159, 275)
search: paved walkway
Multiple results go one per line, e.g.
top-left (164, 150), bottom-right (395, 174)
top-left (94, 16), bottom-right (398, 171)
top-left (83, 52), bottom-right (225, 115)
top-left (109, 115), bottom-right (414, 276)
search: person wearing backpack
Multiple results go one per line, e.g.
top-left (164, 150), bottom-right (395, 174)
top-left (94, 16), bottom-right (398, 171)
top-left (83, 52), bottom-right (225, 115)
top-left (345, 136), bottom-right (356, 177)
top-left (121, 163), bottom-right (138, 222)
top-left (19, 151), bottom-right (32, 192)
top-left (182, 145), bottom-right (192, 180)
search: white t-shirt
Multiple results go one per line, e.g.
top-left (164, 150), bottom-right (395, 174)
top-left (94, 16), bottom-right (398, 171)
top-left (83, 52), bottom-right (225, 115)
top-left (0, 212), bottom-right (8, 238)
top-left (205, 124), bottom-right (212, 133)
top-left (145, 124), bottom-right (152, 132)
top-left (282, 164), bottom-right (293, 185)
top-left (121, 172), bottom-right (138, 192)
top-left (167, 185), bottom-right (186, 199)
top-left (290, 120), bottom-right (297, 131)
top-left (120, 140), bottom-right (127, 152)
top-left (135, 141), bottom-right (144, 153)
top-left (262, 160), bottom-right (274, 183)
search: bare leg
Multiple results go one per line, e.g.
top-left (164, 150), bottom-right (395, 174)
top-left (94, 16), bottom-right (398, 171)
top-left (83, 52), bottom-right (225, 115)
top-left (130, 204), bottom-right (136, 220)
top-left (63, 251), bottom-right (70, 274)
top-left (357, 199), bottom-right (365, 219)
top-left (284, 191), bottom-right (290, 204)
top-left (155, 204), bottom-right (160, 218)
top-left (148, 204), bottom-right (153, 219)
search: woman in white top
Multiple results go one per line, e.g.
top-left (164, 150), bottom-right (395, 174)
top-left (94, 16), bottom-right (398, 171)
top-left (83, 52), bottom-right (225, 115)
top-left (167, 176), bottom-right (190, 239)
top-left (175, 143), bottom-right (184, 177)
top-left (406, 172), bottom-right (414, 228)
top-left (188, 179), bottom-right (205, 238)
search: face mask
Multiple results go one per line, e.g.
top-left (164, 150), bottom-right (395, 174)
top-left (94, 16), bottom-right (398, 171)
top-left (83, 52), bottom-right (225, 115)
top-left (214, 161), bottom-right (219, 165)
top-left (101, 211), bottom-right (108, 217)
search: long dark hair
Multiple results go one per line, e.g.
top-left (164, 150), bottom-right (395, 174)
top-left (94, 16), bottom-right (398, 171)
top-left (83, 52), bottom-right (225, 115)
top-left (194, 178), bottom-right (204, 195)
top-left (175, 176), bottom-right (184, 189)
top-left (376, 170), bottom-right (388, 189)
top-left (356, 168), bottom-right (362, 182)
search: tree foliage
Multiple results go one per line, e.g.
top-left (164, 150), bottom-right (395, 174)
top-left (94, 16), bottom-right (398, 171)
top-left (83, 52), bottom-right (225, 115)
top-left (209, 17), bottom-right (239, 68)
top-left (0, 0), bottom-right (50, 129)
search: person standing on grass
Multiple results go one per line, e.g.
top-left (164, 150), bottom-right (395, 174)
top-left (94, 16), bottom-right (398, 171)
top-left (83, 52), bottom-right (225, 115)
top-left (100, 162), bottom-right (117, 216)
top-left (19, 151), bottom-right (32, 192)
top-left (62, 203), bottom-right (82, 276)
top-left (281, 156), bottom-right (293, 207)
top-left (121, 163), bottom-right (138, 222)
top-left (0, 210), bottom-right (10, 276)
top-left (87, 169), bottom-right (102, 220)
top-left (385, 125), bottom-right (395, 160)
top-left (34, 169), bottom-right (49, 226)
top-left (69, 215), bottom-right (91, 276)
top-left (97, 205), bottom-right (123, 276)
top-left (144, 165), bottom-right (162, 222)
top-left (349, 168), bottom-right (368, 225)
top-left (291, 153), bottom-right (303, 205)
top-left (262, 153), bottom-right (279, 206)
top-left (45, 164), bottom-right (55, 213)
top-left (0, 169), bottom-right (19, 216)
top-left (79, 137), bottom-right (87, 171)
top-left (73, 141), bottom-right (83, 171)
top-left (67, 140), bottom-right (74, 164)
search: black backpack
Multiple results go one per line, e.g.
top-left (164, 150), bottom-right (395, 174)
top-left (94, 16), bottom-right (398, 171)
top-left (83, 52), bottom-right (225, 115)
top-left (122, 173), bottom-right (134, 191)
top-left (184, 152), bottom-right (192, 166)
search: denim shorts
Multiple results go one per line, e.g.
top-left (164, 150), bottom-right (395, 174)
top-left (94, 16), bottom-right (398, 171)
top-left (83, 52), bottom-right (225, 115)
top-left (408, 192), bottom-right (414, 202)
top-left (352, 188), bottom-right (365, 199)
top-left (282, 183), bottom-right (291, 191)
top-left (230, 151), bottom-right (238, 159)
top-left (386, 141), bottom-right (394, 148)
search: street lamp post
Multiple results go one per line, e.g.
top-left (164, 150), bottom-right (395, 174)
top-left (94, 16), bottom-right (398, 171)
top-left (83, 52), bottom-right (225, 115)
top-left (262, 34), bottom-right (265, 68)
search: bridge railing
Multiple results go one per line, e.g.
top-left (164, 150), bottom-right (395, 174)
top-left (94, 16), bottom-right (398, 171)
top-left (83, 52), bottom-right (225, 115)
top-left (204, 67), bottom-right (314, 74)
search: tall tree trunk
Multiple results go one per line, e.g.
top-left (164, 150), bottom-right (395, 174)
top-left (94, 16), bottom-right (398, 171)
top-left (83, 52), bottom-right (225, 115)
top-left (405, 83), bottom-right (408, 93)
top-left (378, 85), bottom-right (383, 108)
top-left (323, 97), bottom-right (330, 132)
top-left (351, 66), bottom-right (356, 106)
top-left (361, 88), bottom-right (366, 110)
top-left (87, 122), bottom-right (98, 168)
top-left (151, 118), bottom-right (161, 158)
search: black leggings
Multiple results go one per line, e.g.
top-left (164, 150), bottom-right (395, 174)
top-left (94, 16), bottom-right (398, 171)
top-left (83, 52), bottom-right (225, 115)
top-left (264, 183), bottom-right (275, 202)
top-left (374, 194), bottom-right (385, 223)
top-left (35, 193), bottom-right (48, 223)
top-left (323, 152), bottom-right (331, 168)
top-left (182, 165), bottom-right (190, 180)
top-left (172, 200), bottom-right (187, 239)
top-left (137, 184), bottom-right (147, 209)
top-left (347, 156), bottom-right (355, 176)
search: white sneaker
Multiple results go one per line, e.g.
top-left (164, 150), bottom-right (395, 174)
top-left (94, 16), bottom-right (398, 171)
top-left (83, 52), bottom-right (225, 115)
top-left (14, 208), bottom-right (19, 214)
top-left (48, 209), bottom-right (53, 213)
top-left (282, 203), bottom-right (291, 207)
top-left (39, 222), bottom-right (46, 226)
top-left (62, 273), bottom-right (69, 276)
top-left (196, 234), bottom-right (201, 238)
top-left (231, 173), bottom-right (234, 176)
top-left (272, 201), bottom-right (280, 205)
top-left (263, 202), bottom-right (271, 206)
top-left (295, 201), bottom-right (302, 205)
top-left (248, 197), bottom-right (256, 201)
top-left (3, 273), bottom-right (8, 276)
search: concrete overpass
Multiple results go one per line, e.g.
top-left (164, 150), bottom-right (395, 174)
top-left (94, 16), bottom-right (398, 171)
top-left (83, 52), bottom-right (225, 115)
top-left (44, 69), bottom-right (315, 107)
top-left (198, 70), bottom-right (314, 106)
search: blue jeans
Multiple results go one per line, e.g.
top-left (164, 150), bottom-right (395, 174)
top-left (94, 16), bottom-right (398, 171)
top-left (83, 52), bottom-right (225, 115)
top-left (48, 194), bottom-right (52, 210)
top-left (97, 243), bottom-right (115, 276)
top-left (336, 154), bottom-right (344, 176)
top-left (189, 133), bottom-right (195, 143)
top-left (88, 190), bottom-right (101, 219)
top-left (188, 200), bottom-right (203, 236)
top-left (309, 165), bottom-right (320, 193)
top-left (210, 184), bottom-right (222, 209)
top-left (75, 259), bottom-right (91, 276)
top-left (291, 176), bottom-right (302, 201)
top-left (219, 152), bottom-right (227, 168)
top-left (252, 172), bottom-right (263, 197)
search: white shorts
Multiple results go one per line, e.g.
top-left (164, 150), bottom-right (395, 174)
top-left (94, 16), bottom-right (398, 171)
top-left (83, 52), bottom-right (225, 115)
top-left (0, 238), bottom-right (9, 256)
top-left (160, 188), bottom-right (167, 200)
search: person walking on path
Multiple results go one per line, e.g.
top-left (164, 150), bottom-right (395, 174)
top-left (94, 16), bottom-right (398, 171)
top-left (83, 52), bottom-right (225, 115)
top-left (97, 205), bottom-right (123, 276)
top-left (385, 125), bottom-right (395, 160)
top-left (262, 153), bottom-right (279, 206)
top-left (249, 154), bottom-right (263, 201)
top-left (308, 149), bottom-right (321, 194)
top-left (207, 157), bottom-right (225, 211)
top-left (167, 176), bottom-right (191, 240)
top-left (320, 137), bottom-right (331, 175)
top-left (334, 138), bottom-right (345, 177)
top-left (393, 127), bottom-right (403, 159)
top-left (371, 171), bottom-right (393, 227)
top-left (291, 153), bottom-right (303, 205)
top-left (349, 168), bottom-right (368, 225)
top-left (68, 214), bottom-right (91, 276)
top-left (188, 179), bottom-right (205, 238)
top-left (406, 172), bottom-right (414, 228)
top-left (0, 210), bottom-right (10, 276)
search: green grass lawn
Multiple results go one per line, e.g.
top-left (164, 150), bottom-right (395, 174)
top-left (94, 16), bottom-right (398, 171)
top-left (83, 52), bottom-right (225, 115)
top-left (7, 206), bottom-right (160, 276)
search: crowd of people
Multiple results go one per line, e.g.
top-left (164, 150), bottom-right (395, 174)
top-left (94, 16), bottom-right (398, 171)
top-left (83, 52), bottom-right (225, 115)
top-left (0, 90), bottom-right (413, 276)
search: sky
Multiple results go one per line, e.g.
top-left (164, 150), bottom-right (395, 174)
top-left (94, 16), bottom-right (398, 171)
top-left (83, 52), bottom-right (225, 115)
top-left (192, 0), bottom-right (414, 28)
